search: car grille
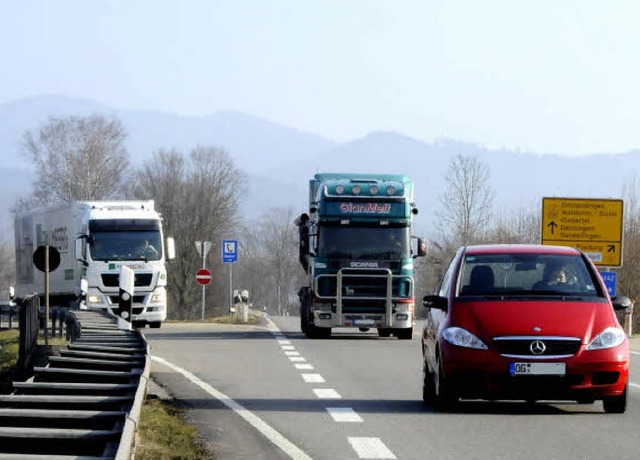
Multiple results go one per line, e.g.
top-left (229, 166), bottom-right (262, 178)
top-left (493, 336), bottom-right (581, 357)
top-left (102, 273), bottom-right (153, 287)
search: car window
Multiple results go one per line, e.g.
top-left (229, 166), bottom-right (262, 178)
top-left (457, 253), bottom-right (603, 297)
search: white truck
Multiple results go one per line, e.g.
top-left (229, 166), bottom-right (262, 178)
top-left (14, 200), bottom-right (175, 328)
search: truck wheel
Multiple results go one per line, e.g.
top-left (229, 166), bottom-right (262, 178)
top-left (308, 326), bottom-right (331, 339)
top-left (378, 328), bottom-right (391, 338)
top-left (149, 322), bottom-right (161, 329)
top-left (395, 327), bottom-right (413, 340)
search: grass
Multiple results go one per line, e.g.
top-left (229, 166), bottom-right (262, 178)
top-left (136, 396), bottom-right (213, 459)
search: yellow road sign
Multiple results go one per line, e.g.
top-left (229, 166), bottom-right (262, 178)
top-left (541, 198), bottom-right (623, 267)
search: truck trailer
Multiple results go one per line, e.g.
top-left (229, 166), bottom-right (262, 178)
top-left (295, 173), bottom-right (426, 339)
top-left (14, 200), bottom-right (174, 328)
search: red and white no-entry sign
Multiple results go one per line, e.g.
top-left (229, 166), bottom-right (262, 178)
top-left (196, 268), bottom-right (211, 285)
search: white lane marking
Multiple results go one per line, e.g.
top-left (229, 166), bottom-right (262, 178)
top-left (327, 407), bottom-right (363, 422)
top-left (348, 437), bottom-right (397, 459)
top-left (278, 340), bottom-right (292, 345)
top-left (281, 345), bottom-right (296, 351)
top-left (295, 364), bottom-right (314, 370)
top-left (631, 383), bottom-right (640, 390)
top-left (631, 351), bottom-right (640, 356)
top-left (152, 356), bottom-right (311, 460)
top-left (313, 388), bottom-right (342, 399)
top-left (302, 373), bottom-right (325, 383)
top-left (289, 356), bottom-right (306, 362)
top-left (285, 351), bottom-right (300, 356)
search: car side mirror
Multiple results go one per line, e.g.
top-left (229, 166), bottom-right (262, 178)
top-left (611, 295), bottom-right (632, 311)
top-left (423, 294), bottom-right (448, 312)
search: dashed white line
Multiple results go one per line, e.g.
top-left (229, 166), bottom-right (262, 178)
top-left (302, 373), bottom-right (325, 383)
top-left (289, 356), bottom-right (306, 362)
top-left (348, 437), bottom-right (397, 459)
top-left (631, 382), bottom-right (640, 390)
top-left (278, 340), bottom-right (292, 345)
top-left (326, 407), bottom-right (363, 423)
top-left (285, 350), bottom-right (300, 356)
top-left (281, 345), bottom-right (296, 351)
top-left (631, 351), bottom-right (640, 356)
top-left (313, 388), bottom-right (342, 399)
top-left (151, 356), bottom-right (311, 460)
top-left (294, 364), bottom-right (314, 370)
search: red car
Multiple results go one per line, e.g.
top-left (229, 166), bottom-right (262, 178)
top-left (422, 244), bottom-right (630, 413)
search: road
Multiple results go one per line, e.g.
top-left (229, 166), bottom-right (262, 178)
top-left (144, 316), bottom-right (640, 460)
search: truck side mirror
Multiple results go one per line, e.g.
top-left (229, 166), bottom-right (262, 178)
top-left (414, 237), bottom-right (427, 258)
top-left (166, 237), bottom-right (175, 260)
top-left (75, 237), bottom-right (89, 266)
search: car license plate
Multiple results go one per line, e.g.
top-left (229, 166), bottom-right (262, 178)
top-left (353, 319), bottom-right (375, 327)
top-left (509, 362), bottom-right (566, 376)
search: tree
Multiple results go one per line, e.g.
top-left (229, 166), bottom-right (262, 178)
top-left (618, 176), bottom-right (640, 333)
top-left (435, 154), bottom-right (495, 246)
top-left (16, 115), bottom-right (129, 210)
top-left (236, 208), bottom-right (307, 317)
top-left (129, 147), bottom-right (246, 319)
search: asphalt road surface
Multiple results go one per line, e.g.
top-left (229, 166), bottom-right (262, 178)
top-left (144, 316), bottom-right (640, 460)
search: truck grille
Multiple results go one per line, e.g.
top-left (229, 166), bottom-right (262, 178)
top-left (493, 337), bottom-right (581, 357)
top-left (102, 273), bottom-right (153, 287)
top-left (315, 268), bottom-right (412, 313)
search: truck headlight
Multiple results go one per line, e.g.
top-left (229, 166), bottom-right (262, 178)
top-left (150, 292), bottom-right (165, 304)
top-left (87, 295), bottom-right (102, 304)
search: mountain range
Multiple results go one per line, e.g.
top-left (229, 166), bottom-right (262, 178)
top-left (1, 95), bottom-right (639, 242)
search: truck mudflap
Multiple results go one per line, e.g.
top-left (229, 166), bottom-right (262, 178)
top-left (313, 267), bottom-right (414, 328)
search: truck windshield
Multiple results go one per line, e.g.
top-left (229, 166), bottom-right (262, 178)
top-left (318, 226), bottom-right (410, 259)
top-left (90, 231), bottom-right (162, 261)
top-left (89, 218), bottom-right (163, 261)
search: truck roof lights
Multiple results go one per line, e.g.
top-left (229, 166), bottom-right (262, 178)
top-left (352, 185), bottom-right (361, 195)
top-left (386, 186), bottom-right (396, 196)
top-left (369, 185), bottom-right (379, 195)
top-left (335, 185), bottom-right (345, 194)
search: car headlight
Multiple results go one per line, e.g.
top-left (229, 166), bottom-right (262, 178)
top-left (586, 327), bottom-right (626, 350)
top-left (442, 327), bottom-right (488, 350)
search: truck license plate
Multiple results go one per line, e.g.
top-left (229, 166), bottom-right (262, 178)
top-left (509, 362), bottom-right (566, 376)
top-left (353, 319), bottom-right (375, 327)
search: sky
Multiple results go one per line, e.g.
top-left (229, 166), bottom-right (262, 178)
top-left (1, 0), bottom-right (640, 156)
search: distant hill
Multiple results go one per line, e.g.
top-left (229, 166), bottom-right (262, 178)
top-left (1, 94), bottom-right (638, 242)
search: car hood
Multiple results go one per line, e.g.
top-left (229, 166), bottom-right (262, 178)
top-left (451, 298), bottom-right (619, 343)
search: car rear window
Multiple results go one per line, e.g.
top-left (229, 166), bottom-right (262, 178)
top-left (457, 253), bottom-right (603, 297)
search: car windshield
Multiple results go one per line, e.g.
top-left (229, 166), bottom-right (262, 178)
top-left (457, 253), bottom-right (603, 298)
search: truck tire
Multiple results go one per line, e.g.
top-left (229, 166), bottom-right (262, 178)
top-left (149, 322), bottom-right (161, 329)
top-left (395, 327), bottom-right (413, 340)
top-left (378, 328), bottom-right (391, 338)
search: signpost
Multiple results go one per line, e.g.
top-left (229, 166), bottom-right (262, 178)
top-left (541, 197), bottom-right (624, 267)
top-left (33, 245), bottom-right (61, 346)
top-left (195, 241), bottom-right (212, 320)
top-left (222, 240), bottom-right (238, 314)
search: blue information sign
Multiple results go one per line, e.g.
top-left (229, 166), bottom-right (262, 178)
top-left (222, 240), bottom-right (238, 263)
top-left (600, 271), bottom-right (616, 297)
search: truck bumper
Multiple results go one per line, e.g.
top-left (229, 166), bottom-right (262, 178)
top-left (313, 312), bottom-right (413, 329)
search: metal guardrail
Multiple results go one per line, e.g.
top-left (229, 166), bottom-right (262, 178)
top-left (0, 308), bottom-right (149, 458)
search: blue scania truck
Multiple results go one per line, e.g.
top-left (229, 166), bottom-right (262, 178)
top-left (295, 173), bottom-right (426, 339)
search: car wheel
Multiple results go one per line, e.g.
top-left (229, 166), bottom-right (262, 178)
top-left (602, 384), bottom-right (627, 414)
top-left (434, 355), bottom-right (458, 411)
top-left (422, 358), bottom-right (436, 404)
